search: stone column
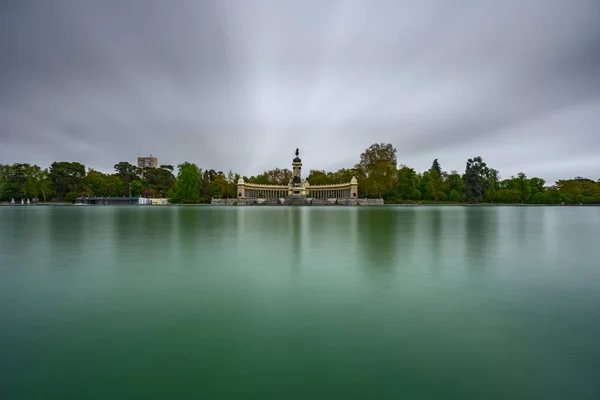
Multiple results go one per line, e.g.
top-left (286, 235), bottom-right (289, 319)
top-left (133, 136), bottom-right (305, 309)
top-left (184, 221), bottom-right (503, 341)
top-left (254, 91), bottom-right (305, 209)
top-left (350, 177), bottom-right (358, 198)
top-left (237, 178), bottom-right (246, 199)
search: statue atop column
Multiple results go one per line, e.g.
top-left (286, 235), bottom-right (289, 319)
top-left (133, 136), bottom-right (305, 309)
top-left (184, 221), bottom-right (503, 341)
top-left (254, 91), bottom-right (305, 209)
top-left (293, 148), bottom-right (302, 163)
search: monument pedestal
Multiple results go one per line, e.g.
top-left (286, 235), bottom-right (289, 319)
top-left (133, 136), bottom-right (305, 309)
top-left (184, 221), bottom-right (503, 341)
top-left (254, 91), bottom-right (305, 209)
top-left (283, 195), bottom-right (311, 206)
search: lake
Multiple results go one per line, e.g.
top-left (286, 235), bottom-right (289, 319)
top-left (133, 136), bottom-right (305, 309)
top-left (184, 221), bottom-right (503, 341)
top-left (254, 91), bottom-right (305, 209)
top-left (1, 205), bottom-right (599, 399)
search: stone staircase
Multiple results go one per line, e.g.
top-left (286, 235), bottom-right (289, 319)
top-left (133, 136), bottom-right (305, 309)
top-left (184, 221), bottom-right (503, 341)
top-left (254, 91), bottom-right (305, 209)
top-left (282, 196), bottom-right (312, 206)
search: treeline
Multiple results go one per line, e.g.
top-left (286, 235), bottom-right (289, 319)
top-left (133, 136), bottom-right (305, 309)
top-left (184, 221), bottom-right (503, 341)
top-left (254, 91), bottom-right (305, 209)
top-left (1, 142), bottom-right (599, 204)
top-left (0, 161), bottom-right (238, 203)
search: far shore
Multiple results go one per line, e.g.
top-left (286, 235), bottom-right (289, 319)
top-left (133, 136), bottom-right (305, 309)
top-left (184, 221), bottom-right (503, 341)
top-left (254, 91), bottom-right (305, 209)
top-left (1, 202), bottom-right (598, 207)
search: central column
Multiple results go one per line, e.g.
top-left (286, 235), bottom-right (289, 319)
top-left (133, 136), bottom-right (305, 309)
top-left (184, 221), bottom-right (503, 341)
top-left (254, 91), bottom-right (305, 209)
top-left (291, 148), bottom-right (304, 197)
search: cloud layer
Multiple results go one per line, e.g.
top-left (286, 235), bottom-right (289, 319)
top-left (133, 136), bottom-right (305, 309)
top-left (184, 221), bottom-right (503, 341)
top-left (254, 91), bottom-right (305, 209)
top-left (1, 0), bottom-right (599, 183)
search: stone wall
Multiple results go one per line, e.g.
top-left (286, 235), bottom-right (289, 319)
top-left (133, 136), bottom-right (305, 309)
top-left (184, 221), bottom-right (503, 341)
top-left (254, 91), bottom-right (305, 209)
top-left (211, 198), bottom-right (384, 206)
top-left (337, 198), bottom-right (385, 206)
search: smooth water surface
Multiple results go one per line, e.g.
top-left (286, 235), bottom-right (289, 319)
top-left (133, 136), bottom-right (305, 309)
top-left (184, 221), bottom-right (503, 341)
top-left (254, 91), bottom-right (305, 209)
top-left (1, 206), bottom-right (599, 399)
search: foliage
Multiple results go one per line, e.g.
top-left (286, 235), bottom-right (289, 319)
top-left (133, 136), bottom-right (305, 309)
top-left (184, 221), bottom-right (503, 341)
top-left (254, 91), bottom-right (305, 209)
top-left (462, 156), bottom-right (489, 202)
top-left (172, 162), bottom-right (202, 203)
top-left (449, 189), bottom-right (460, 202)
top-left (358, 143), bottom-right (398, 197)
top-left (49, 161), bottom-right (85, 199)
top-left (397, 166), bottom-right (419, 200)
top-left (427, 159), bottom-right (444, 202)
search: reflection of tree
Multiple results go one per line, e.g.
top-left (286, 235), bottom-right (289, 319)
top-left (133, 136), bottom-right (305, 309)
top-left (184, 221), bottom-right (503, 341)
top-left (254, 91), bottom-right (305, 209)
top-left (49, 207), bottom-right (85, 259)
top-left (428, 208), bottom-right (443, 269)
top-left (464, 207), bottom-right (497, 274)
top-left (176, 207), bottom-right (227, 249)
top-left (357, 208), bottom-right (400, 277)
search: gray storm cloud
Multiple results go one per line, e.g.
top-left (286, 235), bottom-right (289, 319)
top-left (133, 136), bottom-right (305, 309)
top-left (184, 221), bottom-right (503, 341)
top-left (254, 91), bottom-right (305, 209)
top-left (1, 0), bottom-right (599, 183)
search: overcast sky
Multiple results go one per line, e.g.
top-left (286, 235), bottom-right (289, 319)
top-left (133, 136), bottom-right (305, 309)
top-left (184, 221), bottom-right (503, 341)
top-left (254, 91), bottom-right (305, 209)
top-left (1, 0), bottom-right (599, 183)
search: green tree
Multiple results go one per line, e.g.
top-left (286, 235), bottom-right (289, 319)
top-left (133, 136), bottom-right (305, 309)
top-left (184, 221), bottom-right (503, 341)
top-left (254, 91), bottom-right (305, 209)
top-left (449, 189), bottom-right (460, 202)
top-left (141, 165), bottom-right (176, 197)
top-left (515, 172), bottom-right (531, 203)
top-left (485, 168), bottom-right (500, 203)
top-left (105, 175), bottom-right (125, 196)
top-left (130, 180), bottom-right (144, 197)
top-left (307, 170), bottom-right (330, 185)
top-left (532, 192), bottom-right (545, 204)
top-left (462, 156), bottom-right (489, 202)
top-left (430, 159), bottom-right (441, 175)
top-left (418, 172), bottom-right (432, 200)
top-left (427, 159), bottom-right (444, 202)
top-left (2, 163), bottom-right (31, 200)
top-left (81, 170), bottom-right (109, 197)
top-left (0, 164), bottom-right (9, 200)
top-left (49, 161), bottom-right (85, 199)
top-left (445, 170), bottom-right (463, 200)
top-left (173, 162), bottom-right (201, 203)
top-left (38, 168), bottom-right (52, 201)
top-left (358, 143), bottom-right (398, 197)
top-left (397, 166), bottom-right (418, 200)
top-left (114, 162), bottom-right (139, 187)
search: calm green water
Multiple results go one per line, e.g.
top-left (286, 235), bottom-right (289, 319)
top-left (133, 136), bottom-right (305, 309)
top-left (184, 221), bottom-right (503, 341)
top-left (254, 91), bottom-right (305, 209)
top-left (1, 206), bottom-right (599, 399)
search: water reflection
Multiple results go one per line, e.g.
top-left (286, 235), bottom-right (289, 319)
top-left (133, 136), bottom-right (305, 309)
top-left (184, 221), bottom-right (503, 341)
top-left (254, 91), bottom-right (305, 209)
top-left (425, 207), bottom-right (444, 273)
top-left (464, 207), bottom-right (497, 274)
top-left (175, 206), bottom-right (234, 256)
top-left (0, 207), bottom-right (50, 267)
top-left (48, 207), bottom-right (85, 265)
top-left (394, 208), bottom-right (417, 265)
top-left (289, 208), bottom-right (305, 271)
top-left (357, 208), bottom-right (399, 277)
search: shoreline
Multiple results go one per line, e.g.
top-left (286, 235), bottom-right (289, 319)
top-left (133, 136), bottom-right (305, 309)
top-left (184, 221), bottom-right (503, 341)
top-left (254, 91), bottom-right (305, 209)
top-left (1, 202), bottom-right (598, 207)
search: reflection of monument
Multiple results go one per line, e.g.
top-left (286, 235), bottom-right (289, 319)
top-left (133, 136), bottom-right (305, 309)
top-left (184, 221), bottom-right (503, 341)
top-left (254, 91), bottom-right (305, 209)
top-left (236, 148), bottom-right (358, 201)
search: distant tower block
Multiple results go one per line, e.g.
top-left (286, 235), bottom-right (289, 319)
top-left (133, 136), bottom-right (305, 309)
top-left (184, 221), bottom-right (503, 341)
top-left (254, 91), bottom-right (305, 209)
top-left (137, 155), bottom-right (158, 168)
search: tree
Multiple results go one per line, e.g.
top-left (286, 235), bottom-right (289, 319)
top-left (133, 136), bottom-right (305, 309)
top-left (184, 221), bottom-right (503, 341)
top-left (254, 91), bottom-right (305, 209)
top-left (397, 166), bottom-right (418, 200)
top-left (462, 156), bottom-right (489, 202)
top-left (418, 171), bottom-right (432, 200)
top-left (0, 164), bottom-right (8, 200)
top-left (80, 170), bottom-right (109, 197)
top-left (358, 143), bottom-right (397, 198)
top-left (445, 170), bottom-right (463, 200)
top-left (449, 189), bottom-right (460, 202)
top-left (21, 165), bottom-right (52, 201)
top-left (114, 162), bottom-right (139, 186)
top-left (141, 165), bottom-right (176, 197)
top-left (532, 192), bottom-right (545, 204)
top-left (130, 180), bottom-right (144, 197)
top-left (430, 159), bottom-right (441, 175)
top-left (486, 168), bottom-right (500, 203)
top-left (427, 159), bottom-right (444, 202)
top-left (515, 172), bottom-right (531, 203)
top-left (38, 169), bottom-right (52, 202)
top-left (173, 162), bottom-right (201, 203)
top-left (105, 175), bottom-right (125, 197)
top-left (307, 170), bottom-right (330, 185)
top-left (49, 161), bottom-right (85, 199)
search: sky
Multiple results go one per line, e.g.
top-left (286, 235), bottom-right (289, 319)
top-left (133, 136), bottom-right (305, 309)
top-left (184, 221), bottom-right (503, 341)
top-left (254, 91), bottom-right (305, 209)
top-left (1, 0), bottom-right (599, 184)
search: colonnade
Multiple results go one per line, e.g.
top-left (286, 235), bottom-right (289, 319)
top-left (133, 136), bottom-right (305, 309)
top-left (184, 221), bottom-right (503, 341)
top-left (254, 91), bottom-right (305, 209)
top-left (244, 189), bottom-right (288, 199)
top-left (242, 188), bottom-right (354, 199)
top-left (237, 178), bottom-right (358, 199)
top-left (308, 189), bottom-right (353, 199)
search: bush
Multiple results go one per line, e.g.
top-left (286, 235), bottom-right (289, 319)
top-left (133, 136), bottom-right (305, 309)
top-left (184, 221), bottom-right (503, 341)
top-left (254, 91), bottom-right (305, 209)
top-left (449, 189), bottom-right (460, 202)
top-left (64, 192), bottom-right (79, 202)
